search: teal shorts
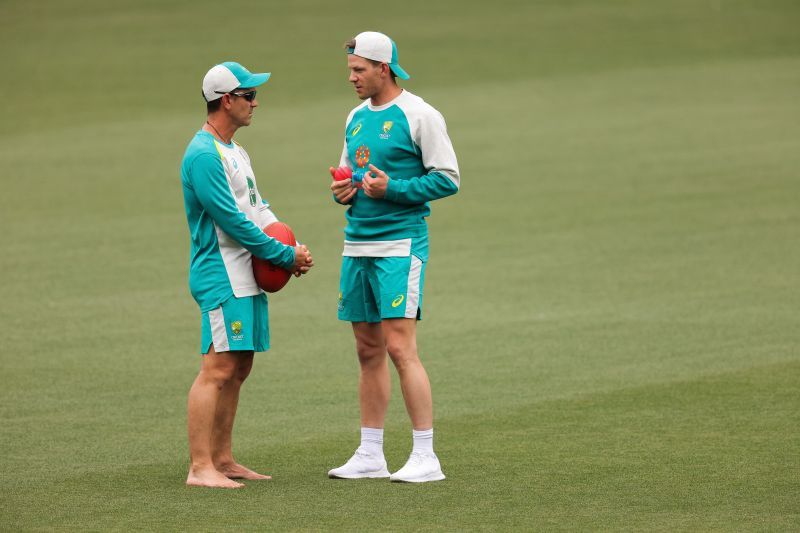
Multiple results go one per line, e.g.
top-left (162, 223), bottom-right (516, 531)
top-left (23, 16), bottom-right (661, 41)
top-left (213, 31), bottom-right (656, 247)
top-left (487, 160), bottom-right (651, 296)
top-left (200, 294), bottom-right (270, 354)
top-left (338, 254), bottom-right (426, 323)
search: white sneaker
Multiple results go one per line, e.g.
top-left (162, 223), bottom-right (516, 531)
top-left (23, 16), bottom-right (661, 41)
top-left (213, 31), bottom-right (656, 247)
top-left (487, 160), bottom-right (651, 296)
top-left (390, 452), bottom-right (445, 483)
top-left (328, 449), bottom-right (390, 479)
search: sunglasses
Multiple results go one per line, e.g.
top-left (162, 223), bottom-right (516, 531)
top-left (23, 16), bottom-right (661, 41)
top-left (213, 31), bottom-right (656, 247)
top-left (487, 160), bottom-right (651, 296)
top-left (215, 89), bottom-right (257, 102)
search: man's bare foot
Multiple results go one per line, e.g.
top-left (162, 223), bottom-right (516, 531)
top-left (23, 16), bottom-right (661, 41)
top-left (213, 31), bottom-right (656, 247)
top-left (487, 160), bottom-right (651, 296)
top-left (186, 466), bottom-right (245, 488)
top-left (217, 462), bottom-right (272, 480)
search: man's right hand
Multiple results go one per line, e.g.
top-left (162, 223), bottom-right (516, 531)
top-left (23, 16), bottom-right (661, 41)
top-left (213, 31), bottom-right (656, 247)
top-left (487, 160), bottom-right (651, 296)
top-left (292, 244), bottom-right (314, 276)
top-left (329, 166), bottom-right (358, 204)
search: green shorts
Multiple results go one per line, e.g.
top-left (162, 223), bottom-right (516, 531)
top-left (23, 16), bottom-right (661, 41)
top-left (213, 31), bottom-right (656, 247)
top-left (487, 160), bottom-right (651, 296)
top-left (200, 294), bottom-right (270, 354)
top-left (338, 253), bottom-right (426, 323)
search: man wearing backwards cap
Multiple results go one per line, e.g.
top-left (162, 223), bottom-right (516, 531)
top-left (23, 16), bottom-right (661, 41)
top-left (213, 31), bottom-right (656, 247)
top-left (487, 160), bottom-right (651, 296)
top-left (180, 61), bottom-right (313, 488)
top-left (328, 32), bottom-right (460, 483)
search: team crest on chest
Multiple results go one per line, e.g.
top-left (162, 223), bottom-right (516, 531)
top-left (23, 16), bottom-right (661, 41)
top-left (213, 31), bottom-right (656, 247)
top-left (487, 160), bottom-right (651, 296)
top-left (380, 121), bottom-right (393, 140)
top-left (355, 145), bottom-right (370, 167)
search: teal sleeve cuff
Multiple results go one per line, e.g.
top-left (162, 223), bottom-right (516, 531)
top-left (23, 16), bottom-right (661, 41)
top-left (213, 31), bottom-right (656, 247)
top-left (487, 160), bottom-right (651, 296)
top-left (383, 172), bottom-right (458, 205)
top-left (384, 178), bottom-right (402, 202)
top-left (281, 246), bottom-right (296, 270)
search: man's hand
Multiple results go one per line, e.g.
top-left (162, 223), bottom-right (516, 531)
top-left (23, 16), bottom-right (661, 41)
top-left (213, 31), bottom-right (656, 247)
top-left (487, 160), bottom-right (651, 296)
top-left (291, 244), bottom-right (314, 277)
top-left (363, 164), bottom-right (389, 199)
top-left (329, 166), bottom-right (357, 204)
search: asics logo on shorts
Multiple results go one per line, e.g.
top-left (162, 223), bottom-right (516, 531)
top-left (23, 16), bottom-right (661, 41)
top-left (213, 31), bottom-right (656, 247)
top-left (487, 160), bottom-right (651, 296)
top-left (391, 295), bottom-right (405, 308)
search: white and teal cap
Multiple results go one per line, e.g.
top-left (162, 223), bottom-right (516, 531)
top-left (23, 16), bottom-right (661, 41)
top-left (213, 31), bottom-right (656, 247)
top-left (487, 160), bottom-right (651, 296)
top-left (202, 61), bottom-right (271, 102)
top-left (347, 31), bottom-right (410, 80)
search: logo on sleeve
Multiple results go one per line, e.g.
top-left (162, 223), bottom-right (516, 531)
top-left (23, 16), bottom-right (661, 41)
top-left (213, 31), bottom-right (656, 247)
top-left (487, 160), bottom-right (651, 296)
top-left (246, 177), bottom-right (257, 206)
top-left (379, 121), bottom-right (393, 140)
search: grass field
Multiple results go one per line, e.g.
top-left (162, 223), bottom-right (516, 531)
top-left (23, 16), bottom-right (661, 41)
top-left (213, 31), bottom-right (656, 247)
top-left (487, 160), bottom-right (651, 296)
top-left (1, 0), bottom-right (799, 530)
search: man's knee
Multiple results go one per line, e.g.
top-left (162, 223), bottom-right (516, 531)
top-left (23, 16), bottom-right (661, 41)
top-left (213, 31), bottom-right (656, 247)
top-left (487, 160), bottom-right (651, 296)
top-left (199, 354), bottom-right (240, 387)
top-left (386, 341), bottom-right (419, 371)
top-left (353, 323), bottom-right (385, 365)
top-left (233, 355), bottom-right (254, 383)
top-left (356, 337), bottom-right (385, 366)
top-left (383, 319), bottom-right (418, 369)
top-left (199, 368), bottom-right (235, 389)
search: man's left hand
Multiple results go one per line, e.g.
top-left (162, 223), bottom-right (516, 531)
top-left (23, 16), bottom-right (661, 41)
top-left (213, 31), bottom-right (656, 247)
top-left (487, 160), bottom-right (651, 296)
top-left (363, 164), bottom-right (390, 199)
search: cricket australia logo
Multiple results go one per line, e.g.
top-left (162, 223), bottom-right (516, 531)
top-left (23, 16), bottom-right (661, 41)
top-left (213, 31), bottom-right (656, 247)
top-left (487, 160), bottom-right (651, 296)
top-left (379, 121), bottom-right (393, 140)
top-left (231, 320), bottom-right (243, 341)
top-left (355, 145), bottom-right (370, 167)
top-left (246, 177), bottom-right (256, 206)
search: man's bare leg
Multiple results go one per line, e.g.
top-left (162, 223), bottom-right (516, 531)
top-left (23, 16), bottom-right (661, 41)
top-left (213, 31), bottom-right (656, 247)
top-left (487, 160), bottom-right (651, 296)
top-left (326, 322), bottom-right (392, 479)
top-left (186, 346), bottom-right (244, 488)
top-left (352, 322), bottom-right (391, 428)
top-left (383, 318), bottom-right (444, 482)
top-left (211, 351), bottom-right (271, 480)
top-left (383, 318), bottom-right (433, 429)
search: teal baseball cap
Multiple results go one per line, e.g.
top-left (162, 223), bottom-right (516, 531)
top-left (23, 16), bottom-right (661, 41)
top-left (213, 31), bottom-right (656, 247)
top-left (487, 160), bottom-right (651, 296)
top-left (202, 61), bottom-right (271, 102)
top-left (347, 31), bottom-right (410, 80)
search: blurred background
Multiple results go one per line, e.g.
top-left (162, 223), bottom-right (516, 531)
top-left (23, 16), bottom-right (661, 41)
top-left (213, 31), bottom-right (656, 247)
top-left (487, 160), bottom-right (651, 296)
top-left (1, 1), bottom-right (798, 530)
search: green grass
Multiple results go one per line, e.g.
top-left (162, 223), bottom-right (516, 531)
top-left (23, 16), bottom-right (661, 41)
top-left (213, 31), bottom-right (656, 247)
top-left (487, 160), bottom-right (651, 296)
top-left (1, 0), bottom-right (799, 530)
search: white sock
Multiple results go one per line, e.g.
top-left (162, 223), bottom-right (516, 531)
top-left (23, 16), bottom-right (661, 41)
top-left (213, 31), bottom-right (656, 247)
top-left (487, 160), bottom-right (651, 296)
top-left (360, 427), bottom-right (384, 457)
top-left (412, 428), bottom-right (434, 455)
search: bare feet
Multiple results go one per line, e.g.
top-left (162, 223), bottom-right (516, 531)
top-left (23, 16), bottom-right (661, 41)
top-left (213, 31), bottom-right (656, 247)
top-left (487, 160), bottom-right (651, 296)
top-left (186, 466), bottom-right (245, 488)
top-left (217, 462), bottom-right (272, 480)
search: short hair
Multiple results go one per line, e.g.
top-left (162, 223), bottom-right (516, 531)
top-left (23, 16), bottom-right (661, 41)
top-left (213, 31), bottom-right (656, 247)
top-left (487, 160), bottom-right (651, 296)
top-left (343, 38), bottom-right (396, 80)
top-left (206, 96), bottom-right (222, 114)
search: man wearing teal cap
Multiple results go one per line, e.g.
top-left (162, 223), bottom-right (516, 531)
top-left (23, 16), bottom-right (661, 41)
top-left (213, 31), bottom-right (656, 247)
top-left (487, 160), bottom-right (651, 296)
top-left (327, 32), bottom-right (460, 483)
top-left (180, 61), bottom-right (314, 488)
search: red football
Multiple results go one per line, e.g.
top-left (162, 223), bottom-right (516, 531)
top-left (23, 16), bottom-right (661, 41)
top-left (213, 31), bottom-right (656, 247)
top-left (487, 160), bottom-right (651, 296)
top-left (333, 166), bottom-right (352, 181)
top-left (252, 222), bottom-right (296, 293)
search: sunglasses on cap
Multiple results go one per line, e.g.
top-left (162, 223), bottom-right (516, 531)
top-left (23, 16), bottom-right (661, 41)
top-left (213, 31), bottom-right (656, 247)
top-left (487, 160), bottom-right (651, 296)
top-left (214, 89), bottom-right (258, 102)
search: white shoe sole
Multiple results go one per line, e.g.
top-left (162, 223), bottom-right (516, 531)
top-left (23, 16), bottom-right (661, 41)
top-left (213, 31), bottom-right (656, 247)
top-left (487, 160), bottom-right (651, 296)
top-left (390, 471), bottom-right (446, 483)
top-left (328, 469), bottom-right (390, 479)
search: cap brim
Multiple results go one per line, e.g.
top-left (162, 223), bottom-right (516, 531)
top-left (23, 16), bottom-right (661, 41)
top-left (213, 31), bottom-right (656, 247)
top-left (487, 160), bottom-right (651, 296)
top-left (240, 72), bottom-right (271, 88)
top-left (389, 64), bottom-right (410, 80)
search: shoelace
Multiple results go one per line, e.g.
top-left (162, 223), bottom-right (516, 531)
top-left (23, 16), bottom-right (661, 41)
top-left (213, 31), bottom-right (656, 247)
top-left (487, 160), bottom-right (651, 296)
top-left (406, 452), bottom-right (432, 465)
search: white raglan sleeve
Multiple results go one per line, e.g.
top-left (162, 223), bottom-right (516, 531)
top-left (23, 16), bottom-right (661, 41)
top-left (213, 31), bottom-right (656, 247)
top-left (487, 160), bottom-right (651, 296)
top-left (238, 145), bottom-right (279, 229)
top-left (258, 200), bottom-right (279, 228)
top-left (338, 140), bottom-right (350, 168)
top-left (332, 108), bottom-right (360, 205)
top-left (384, 105), bottom-right (460, 205)
top-left (338, 107), bottom-right (359, 168)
